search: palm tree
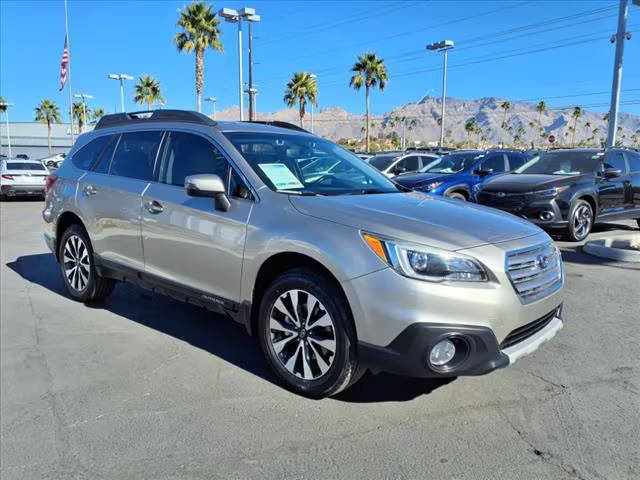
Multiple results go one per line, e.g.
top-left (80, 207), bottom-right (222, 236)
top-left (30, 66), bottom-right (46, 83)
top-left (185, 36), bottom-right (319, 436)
top-left (0, 96), bottom-right (6, 114)
top-left (91, 107), bottom-right (105, 125)
top-left (464, 117), bottom-right (477, 146)
top-left (174, 1), bottom-right (223, 112)
top-left (283, 71), bottom-right (317, 128)
top-left (536, 101), bottom-right (546, 125)
top-left (72, 102), bottom-right (89, 134)
top-left (571, 106), bottom-right (582, 146)
top-left (500, 101), bottom-right (511, 145)
top-left (134, 75), bottom-right (164, 111)
top-left (349, 52), bottom-right (388, 152)
top-left (34, 99), bottom-right (62, 154)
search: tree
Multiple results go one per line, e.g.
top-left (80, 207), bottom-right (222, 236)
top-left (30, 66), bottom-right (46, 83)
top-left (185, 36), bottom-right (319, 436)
top-left (500, 101), bottom-right (511, 145)
top-left (571, 106), bottom-right (582, 146)
top-left (283, 71), bottom-right (317, 128)
top-left (134, 75), bottom-right (164, 110)
top-left (0, 96), bottom-right (6, 114)
top-left (91, 107), bottom-right (105, 125)
top-left (72, 102), bottom-right (89, 134)
top-left (464, 117), bottom-right (477, 146)
top-left (584, 121), bottom-right (591, 143)
top-left (34, 99), bottom-right (62, 154)
top-left (536, 101), bottom-right (546, 126)
top-left (174, 1), bottom-right (223, 112)
top-left (349, 52), bottom-right (388, 152)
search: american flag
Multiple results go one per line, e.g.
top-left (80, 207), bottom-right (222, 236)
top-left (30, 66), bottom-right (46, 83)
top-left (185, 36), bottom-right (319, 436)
top-left (59, 36), bottom-right (69, 91)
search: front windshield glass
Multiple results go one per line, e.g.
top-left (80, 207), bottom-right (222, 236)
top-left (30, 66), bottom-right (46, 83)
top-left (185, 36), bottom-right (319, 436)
top-left (368, 154), bottom-right (399, 171)
top-left (514, 151), bottom-right (604, 175)
top-left (223, 132), bottom-right (400, 195)
top-left (420, 152), bottom-right (484, 174)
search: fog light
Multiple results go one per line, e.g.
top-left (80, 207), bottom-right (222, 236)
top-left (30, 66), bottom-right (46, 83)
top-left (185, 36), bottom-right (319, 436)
top-left (429, 339), bottom-right (456, 366)
top-left (539, 210), bottom-right (554, 221)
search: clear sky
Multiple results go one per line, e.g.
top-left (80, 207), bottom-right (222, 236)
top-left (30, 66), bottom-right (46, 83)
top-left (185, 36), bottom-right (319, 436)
top-left (1, 0), bottom-right (639, 122)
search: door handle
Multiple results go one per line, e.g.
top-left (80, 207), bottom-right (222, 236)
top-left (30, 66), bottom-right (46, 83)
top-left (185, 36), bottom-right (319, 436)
top-left (145, 200), bottom-right (164, 214)
top-left (83, 185), bottom-right (97, 196)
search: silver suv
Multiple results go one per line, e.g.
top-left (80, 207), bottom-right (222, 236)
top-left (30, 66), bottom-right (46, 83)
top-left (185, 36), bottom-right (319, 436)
top-left (43, 110), bottom-right (564, 398)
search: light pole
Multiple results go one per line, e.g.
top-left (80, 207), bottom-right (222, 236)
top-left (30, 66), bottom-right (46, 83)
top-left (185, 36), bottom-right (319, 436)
top-left (309, 73), bottom-right (317, 133)
top-left (0, 101), bottom-right (14, 158)
top-left (74, 93), bottom-right (93, 133)
top-left (219, 7), bottom-right (258, 121)
top-left (108, 73), bottom-right (133, 113)
top-left (204, 96), bottom-right (217, 119)
top-left (427, 40), bottom-right (454, 147)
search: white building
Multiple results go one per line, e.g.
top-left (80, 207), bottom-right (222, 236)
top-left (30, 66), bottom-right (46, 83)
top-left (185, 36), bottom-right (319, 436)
top-left (0, 122), bottom-right (93, 160)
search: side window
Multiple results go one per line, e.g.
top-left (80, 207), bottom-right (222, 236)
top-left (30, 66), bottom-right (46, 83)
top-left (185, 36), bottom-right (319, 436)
top-left (229, 169), bottom-right (251, 199)
top-left (399, 156), bottom-right (420, 171)
top-left (604, 152), bottom-right (627, 173)
top-left (480, 155), bottom-right (505, 173)
top-left (71, 135), bottom-right (113, 170)
top-left (92, 135), bottom-right (120, 174)
top-left (507, 153), bottom-right (526, 171)
top-left (159, 132), bottom-right (229, 188)
top-left (626, 152), bottom-right (640, 173)
top-left (110, 131), bottom-right (162, 181)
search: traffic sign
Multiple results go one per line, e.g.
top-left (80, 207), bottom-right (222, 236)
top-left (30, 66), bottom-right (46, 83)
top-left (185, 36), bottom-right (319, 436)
top-left (548, 135), bottom-right (556, 144)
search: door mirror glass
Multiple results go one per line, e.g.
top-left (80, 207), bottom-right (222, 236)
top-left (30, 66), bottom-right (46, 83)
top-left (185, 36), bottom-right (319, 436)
top-left (185, 174), bottom-right (230, 211)
top-left (604, 167), bottom-right (622, 178)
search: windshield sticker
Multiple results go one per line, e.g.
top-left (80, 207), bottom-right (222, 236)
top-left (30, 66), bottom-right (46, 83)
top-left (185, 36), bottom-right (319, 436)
top-left (258, 163), bottom-right (304, 189)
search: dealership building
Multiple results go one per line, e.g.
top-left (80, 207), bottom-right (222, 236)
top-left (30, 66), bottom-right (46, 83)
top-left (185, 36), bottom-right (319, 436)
top-left (0, 122), bottom-right (93, 160)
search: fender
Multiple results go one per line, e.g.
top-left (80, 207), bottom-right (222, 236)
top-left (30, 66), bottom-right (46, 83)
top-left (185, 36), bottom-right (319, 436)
top-left (443, 183), bottom-right (471, 198)
top-left (569, 188), bottom-right (599, 218)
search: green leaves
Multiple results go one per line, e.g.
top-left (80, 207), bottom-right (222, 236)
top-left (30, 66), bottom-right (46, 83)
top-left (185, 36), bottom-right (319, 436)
top-left (134, 75), bottom-right (164, 110)
top-left (284, 72), bottom-right (318, 126)
top-left (349, 52), bottom-right (387, 92)
top-left (174, 1), bottom-right (223, 53)
top-left (34, 99), bottom-right (62, 125)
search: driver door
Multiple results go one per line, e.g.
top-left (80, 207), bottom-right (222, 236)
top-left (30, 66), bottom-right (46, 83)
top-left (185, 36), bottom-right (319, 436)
top-left (599, 151), bottom-right (628, 214)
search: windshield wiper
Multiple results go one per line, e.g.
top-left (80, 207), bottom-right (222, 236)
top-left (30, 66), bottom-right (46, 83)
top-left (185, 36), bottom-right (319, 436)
top-left (346, 189), bottom-right (393, 195)
top-left (275, 189), bottom-right (324, 196)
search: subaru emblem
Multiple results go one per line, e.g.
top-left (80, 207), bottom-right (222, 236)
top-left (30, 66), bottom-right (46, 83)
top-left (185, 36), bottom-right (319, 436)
top-left (537, 254), bottom-right (549, 269)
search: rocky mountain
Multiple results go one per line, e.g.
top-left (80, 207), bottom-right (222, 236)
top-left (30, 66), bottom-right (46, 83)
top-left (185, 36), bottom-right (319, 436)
top-left (215, 96), bottom-right (640, 148)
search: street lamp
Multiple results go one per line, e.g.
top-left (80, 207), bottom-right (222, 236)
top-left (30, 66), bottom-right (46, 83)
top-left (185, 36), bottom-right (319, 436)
top-left (427, 39), bottom-right (454, 147)
top-left (309, 73), bottom-right (317, 133)
top-left (204, 96), bottom-right (217, 119)
top-left (219, 7), bottom-right (259, 121)
top-left (0, 101), bottom-right (14, 158)
top-left (108, 73), bottom-right (133, 113)
top-left (74, 93), bottom-right (93, 133)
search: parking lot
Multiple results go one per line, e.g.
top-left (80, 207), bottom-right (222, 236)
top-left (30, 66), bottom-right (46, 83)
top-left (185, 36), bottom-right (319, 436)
top-left (1, 199), bottom-right (638, 480)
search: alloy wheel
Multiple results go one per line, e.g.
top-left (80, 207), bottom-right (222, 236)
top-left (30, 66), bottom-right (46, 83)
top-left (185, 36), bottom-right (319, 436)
top-left (63, 235), bottom-right (91, 292)
top-left (269, 289), bottom-right (336, 380)
top-left (573, 204), bottom-right (592, 239)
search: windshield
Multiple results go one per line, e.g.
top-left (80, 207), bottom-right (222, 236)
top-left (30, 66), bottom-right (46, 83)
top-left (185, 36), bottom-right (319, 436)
top-left (420, 152), bottom-right (484, 174)
top-left (514, 151), bottom-right (604, 175)
top-left (223, 132), bottom-right (400, 195)
top-left (6, 162), bottom-right (47, 171)
top-left (369, 154), bottom-right (399, 171)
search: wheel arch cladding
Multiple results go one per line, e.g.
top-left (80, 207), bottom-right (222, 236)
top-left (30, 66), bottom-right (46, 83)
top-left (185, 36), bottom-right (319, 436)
top-left (577, 194), bottom-right (597, 218)
top-left (56, 211), bottom-right (85, 260)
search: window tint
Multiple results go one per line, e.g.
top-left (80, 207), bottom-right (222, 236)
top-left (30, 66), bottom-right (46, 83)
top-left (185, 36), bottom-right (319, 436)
top-left (6, 162), bottom-right (47, 171)
top-left (507, 153), bottom-right (527, 170)
top-left (399, 156), bottom-right (419, 171)
top-left (479, 155), bottom-right (505, 173)
top-left (110, 131), bottom-right (162, 181)
top-left (159, 132), bottom-right (229, 187)
top-left (604, 152), bottom-right (627, 173)
top-left (92, 135), bottom-right (120, 174)
top-left (626, 152), bottom-right (640, 173)
top-left (72, 135), bottom-right (113, 170)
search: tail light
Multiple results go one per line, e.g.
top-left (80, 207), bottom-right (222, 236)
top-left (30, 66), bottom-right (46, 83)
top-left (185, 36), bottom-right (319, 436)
top-left (1, 174), bottom-right (14, 180)
top-left (45, 175), bottom-right (58, 195)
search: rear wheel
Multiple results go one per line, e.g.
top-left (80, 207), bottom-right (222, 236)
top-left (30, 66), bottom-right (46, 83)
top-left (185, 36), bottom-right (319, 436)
top-left (58, 224), bottom-right (114, 303)
top-left (566, 199), bottom-right (593, 242)
top-left (258, 268), bottom-right (363, 398)
top-left (446, 191), bottom-right (467, 201)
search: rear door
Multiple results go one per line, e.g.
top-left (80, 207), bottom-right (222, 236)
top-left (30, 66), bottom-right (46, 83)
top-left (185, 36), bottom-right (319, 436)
top-left (141, 130), bottom-right (252, 305)
top-left (599, 151), bottom-right (628, 214)
top-left (623, 151), bottom-right (639, 210)
top-left (78, 130), bottom-right (162, 271)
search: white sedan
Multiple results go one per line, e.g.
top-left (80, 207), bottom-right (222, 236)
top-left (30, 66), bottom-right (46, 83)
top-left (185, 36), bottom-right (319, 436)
top-left (1, 159), bottom-right (49, 200)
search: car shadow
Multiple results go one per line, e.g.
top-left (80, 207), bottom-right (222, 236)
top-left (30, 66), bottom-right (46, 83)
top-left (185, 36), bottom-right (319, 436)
top-left (6, 252), bottom-right (452, 403)
top-left (559, 246), bottom-right (640, 270)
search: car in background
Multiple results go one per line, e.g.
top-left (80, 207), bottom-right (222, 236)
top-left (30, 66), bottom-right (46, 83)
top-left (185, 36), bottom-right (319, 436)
top-left (394, 150), bottom-right (528, 201)
top-left (475, 148), bottom-right (640, 241)
top-left (16, 154), bottom-right (29, 160)
top-left (354, 152), bottom-right (373, 162)
top-left (41, 153), bottom-right (67, 169)
top-left (1, 159), bottom-right (49, 200)
top-left (368, 151), bottom-right (441, 177)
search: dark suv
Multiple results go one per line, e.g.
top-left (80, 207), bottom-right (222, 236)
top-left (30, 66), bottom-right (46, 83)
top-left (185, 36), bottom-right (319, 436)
top-left (476, 148), bottom-right (640, 241)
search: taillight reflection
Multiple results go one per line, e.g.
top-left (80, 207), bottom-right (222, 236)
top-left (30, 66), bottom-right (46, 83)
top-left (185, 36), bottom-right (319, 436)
top-left (45, 175), bottom-right (58, 196)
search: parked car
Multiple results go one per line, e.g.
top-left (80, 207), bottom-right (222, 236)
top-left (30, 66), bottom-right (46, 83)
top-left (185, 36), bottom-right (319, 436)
top-left (41, 153), bottom-right (66, 169)
top-left (475, 148), bottom-right (640, 241)
top-left (394, 150), bottom-right (529, 201)
top-left (44, 110), bottom-right (564, 398)
top-left (354, 152), bottom-right (373, 162)
top-left (368, 151), bottom-right (441, 177)
top-left (1, 159), bottom-right (49, 199)
top-left (16, 154), bottom-right (29, 160)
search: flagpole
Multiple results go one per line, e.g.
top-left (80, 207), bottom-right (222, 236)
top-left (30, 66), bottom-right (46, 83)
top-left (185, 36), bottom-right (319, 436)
top-left (64, 0), bottom-right (75, 143)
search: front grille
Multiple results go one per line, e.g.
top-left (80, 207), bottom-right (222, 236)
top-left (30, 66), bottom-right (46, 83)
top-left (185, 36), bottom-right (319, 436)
top-left (505, 242), bottom-right (563, 304)
top-left (478, 191), bottom-right (526, 208)
top-left (500, 308), bottom-right (558, 349)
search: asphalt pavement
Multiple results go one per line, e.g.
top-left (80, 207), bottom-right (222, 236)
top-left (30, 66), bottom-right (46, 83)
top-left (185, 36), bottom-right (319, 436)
top-left (1, 199), bottom-right (638, 480)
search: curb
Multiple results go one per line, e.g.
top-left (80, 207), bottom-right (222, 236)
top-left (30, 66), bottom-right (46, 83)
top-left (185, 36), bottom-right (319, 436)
top-left (583, 234), bottom-right (640, 263)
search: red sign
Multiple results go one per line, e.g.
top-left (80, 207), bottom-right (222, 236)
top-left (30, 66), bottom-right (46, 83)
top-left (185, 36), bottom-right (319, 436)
top-left (548, 135), bottom-right (556, 144)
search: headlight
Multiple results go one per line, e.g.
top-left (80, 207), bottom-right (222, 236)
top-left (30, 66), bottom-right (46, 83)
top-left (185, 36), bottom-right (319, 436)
top-left (421, 181), bottom-right (443, 192)
top-left (531, 186), bottom-right (569, 196)
top-left (362, 233), bottom-right (488, 282)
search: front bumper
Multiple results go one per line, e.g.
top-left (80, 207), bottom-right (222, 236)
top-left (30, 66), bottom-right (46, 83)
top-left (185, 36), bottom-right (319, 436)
top-left (476, 193), bottom-right (570, 228)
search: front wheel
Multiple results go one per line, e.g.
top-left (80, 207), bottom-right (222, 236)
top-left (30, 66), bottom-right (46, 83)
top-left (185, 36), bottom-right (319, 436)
top-left (258, 268), bottom-right (363, 398)
top-left (566, 199), bottom-right (593, 242)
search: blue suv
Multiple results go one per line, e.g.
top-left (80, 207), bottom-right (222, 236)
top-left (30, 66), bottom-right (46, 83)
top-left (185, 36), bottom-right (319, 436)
top-left (393, 150), bottom-right (529, 201)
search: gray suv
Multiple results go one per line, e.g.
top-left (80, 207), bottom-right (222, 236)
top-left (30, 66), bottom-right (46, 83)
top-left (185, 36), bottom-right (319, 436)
top-left (43, 110), bottom-right (564, 398)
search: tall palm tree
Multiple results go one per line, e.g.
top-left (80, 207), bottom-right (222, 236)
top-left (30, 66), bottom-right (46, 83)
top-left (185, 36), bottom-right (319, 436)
top-left (536, 101), bottom-right (546, 126)
top-left (91, 107), bottom-right (105, 125)
top-left (349, 52), bottom-right (388, 152)
top-left (134, 75), bottom-right (164, 111)
top-left (283, 72), bottom-right (317, 128)
top-left (72, 102), bottom-right (89, 134)
top-left (571, 106), bottom-right (582, 146)
top-left (34, 99), bottom-right (62, 154)
top-left (174, 1), bottom-right (223, 112)
top-left (500, 101), bottom-right (511, 145)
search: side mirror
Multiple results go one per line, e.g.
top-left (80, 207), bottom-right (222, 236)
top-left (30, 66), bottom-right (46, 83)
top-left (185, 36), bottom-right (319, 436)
top-left (185, 174), bottom-right (231, 212)
top-left (393, 165), bottom-right (407, 174)
top-left (474, 168), bottom-right (494, 177)
top-left (604, 168), bottom-right (622, 178)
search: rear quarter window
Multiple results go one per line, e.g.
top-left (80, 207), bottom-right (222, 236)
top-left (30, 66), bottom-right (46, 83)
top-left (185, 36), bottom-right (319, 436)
top-left (628, 152), bottom-right (640, 173)
top-left (72, 135), bottom-right (116, 170)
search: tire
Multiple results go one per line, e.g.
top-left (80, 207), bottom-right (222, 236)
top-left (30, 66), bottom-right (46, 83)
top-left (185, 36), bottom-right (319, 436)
top-left (566, 199), bottom-right (593, 242)
top-left (446, 192), bottom-right (467, 201)
top-left (58, 224), bottom-right (115, 303)
top-left (258, 267), bottom-right (363, 398)
top-left (636, 219), bottom-right (640, 230)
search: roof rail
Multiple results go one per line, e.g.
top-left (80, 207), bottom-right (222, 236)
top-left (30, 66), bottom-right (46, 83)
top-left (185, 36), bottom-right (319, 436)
top-left (94, 109), bottom-right (215, 130)
top-left (244, 120), bottom-right (310, 133)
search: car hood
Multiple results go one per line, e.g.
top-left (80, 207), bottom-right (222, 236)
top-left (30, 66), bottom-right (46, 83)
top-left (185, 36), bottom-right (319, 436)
top-left (393, 173), bottom-right (451, 188)
top-left (482, 173), bottom-right (590, 192)
top-left (290, 192), bottom-right (541, 251)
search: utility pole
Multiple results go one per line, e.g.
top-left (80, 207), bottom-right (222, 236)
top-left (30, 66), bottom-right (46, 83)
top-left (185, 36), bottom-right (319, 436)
top-left (248, 21), bottom-right (254, 121)
top-left (63, 0), bottom-right (75, 143)
top-left (606, 0), bottom-right (633, 147)
top-left (427, 40), bottom-right (454, 148)
top-left (0, 101), bottom-right (14, 158)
